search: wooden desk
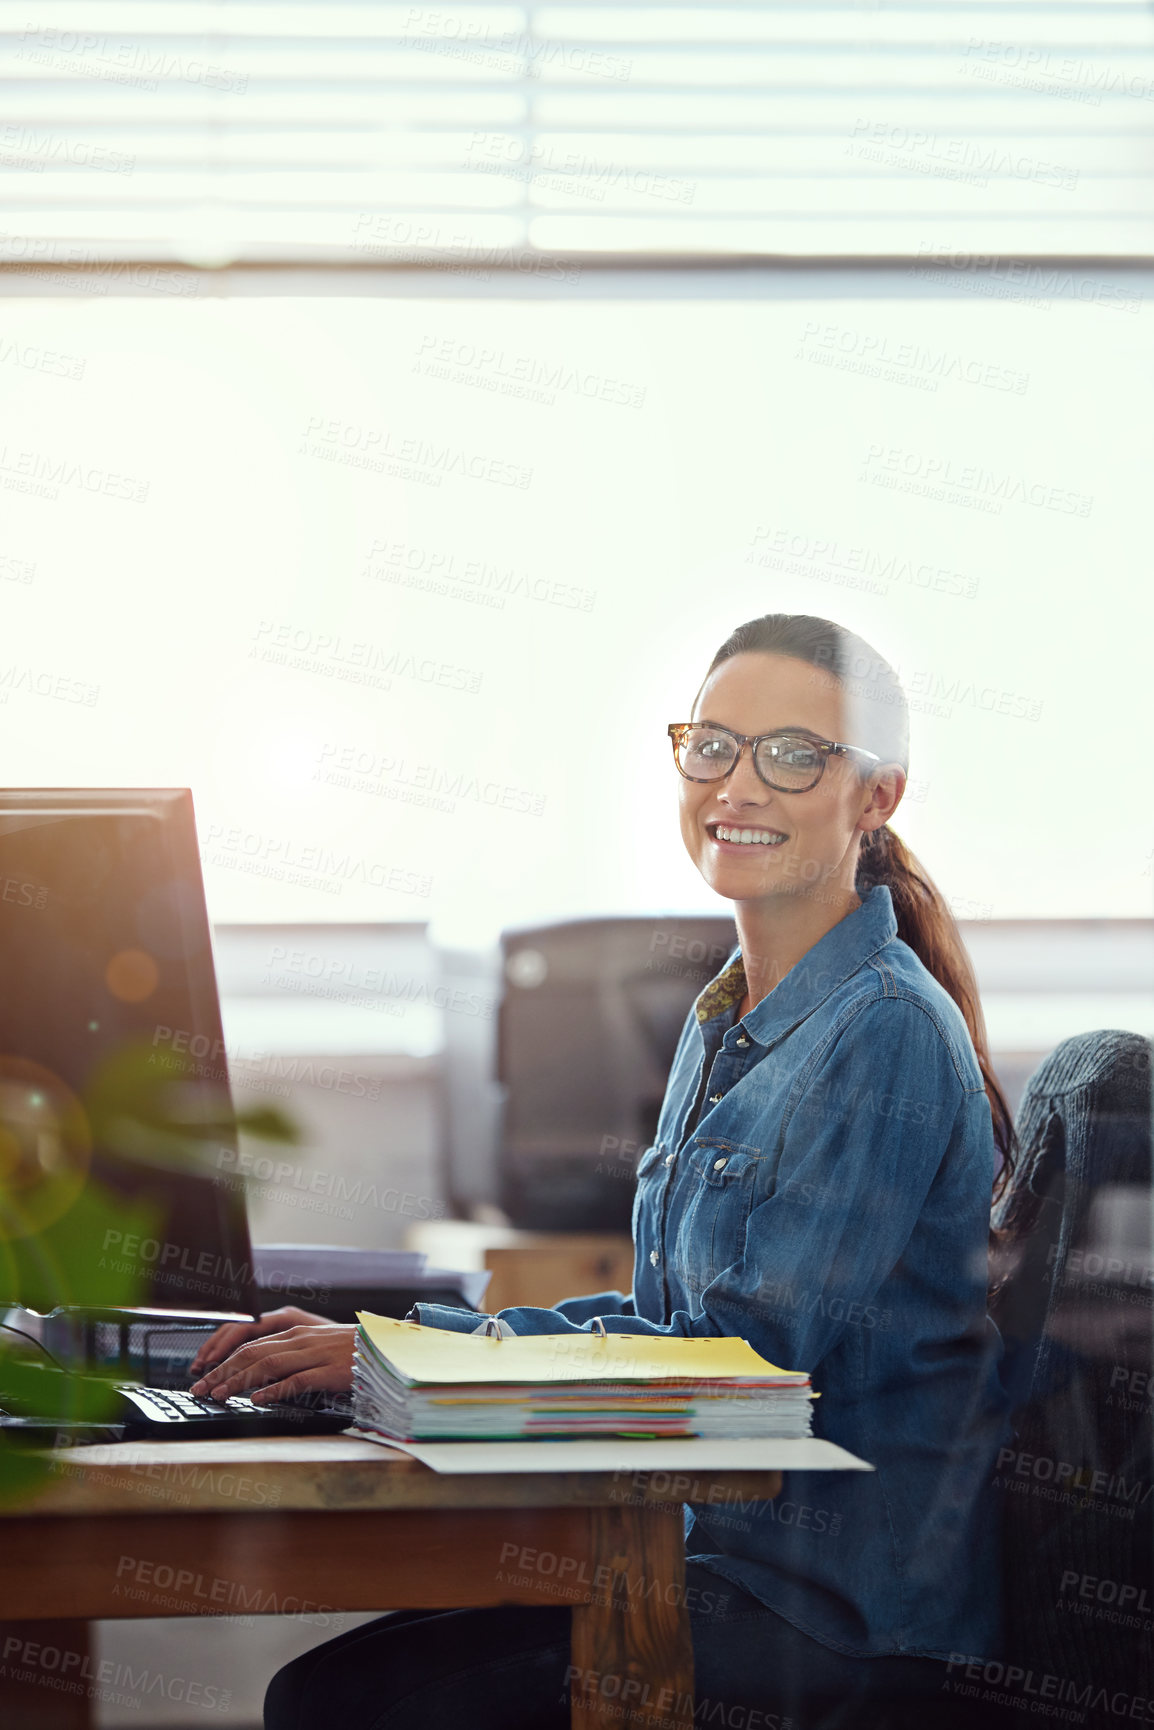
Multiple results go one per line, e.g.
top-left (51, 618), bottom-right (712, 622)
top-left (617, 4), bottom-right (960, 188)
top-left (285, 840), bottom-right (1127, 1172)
top-left (0, 1436), bottom-right (784, 1730)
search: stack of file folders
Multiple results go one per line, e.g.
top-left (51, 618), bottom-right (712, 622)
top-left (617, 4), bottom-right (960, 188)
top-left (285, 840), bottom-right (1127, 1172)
top-left (352, 1313), bottom-right (813, 1443)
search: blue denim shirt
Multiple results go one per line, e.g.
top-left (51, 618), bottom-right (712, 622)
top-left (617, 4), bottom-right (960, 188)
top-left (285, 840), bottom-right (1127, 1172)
top-left (415, 886), bottom-right (1010, 1660)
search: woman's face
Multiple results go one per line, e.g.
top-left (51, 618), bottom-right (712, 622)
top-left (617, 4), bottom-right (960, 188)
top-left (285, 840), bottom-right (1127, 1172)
top-left (676, 650), bottom-right (893, 907)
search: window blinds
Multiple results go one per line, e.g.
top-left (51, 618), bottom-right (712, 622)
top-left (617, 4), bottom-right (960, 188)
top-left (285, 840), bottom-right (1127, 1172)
top-left (2, 2), bottom-right (1152, 264)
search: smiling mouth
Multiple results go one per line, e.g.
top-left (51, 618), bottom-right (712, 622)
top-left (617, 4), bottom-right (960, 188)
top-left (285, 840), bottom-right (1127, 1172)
top-left (708, 822), bottom-right (789, 847)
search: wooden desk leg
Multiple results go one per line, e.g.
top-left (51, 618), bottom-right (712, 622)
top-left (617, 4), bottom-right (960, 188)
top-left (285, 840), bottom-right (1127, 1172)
top-left (569, 1503), bottom-right (694, 1730)
top-left (0, 1619), bottom-right (93, 1729)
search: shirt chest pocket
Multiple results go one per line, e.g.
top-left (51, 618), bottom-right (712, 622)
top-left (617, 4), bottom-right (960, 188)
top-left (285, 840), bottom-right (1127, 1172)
top-left (631, 1142), bottom-right (668, 1242)
top-left (672, 1143), bottom-right (763, 1295)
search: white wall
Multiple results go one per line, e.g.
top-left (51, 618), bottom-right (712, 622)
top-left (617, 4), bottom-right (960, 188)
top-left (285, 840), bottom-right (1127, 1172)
top-left (2, 273), bottom-right (1151, 954)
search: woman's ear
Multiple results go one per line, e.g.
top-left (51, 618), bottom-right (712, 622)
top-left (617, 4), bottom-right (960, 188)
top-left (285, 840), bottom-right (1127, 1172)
top-left (860, 766), bottom-right (906, 834)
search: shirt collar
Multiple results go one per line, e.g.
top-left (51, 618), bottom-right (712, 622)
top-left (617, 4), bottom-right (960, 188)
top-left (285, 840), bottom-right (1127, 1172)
top-left (692, 885), bottom-right (898, 1045)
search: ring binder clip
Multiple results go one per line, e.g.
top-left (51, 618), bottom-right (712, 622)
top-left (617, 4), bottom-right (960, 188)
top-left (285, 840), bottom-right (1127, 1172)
top-left (483, 1316), bottom-right (503, 1339)
top-left (591, 1317), bottom-right (607, 1338)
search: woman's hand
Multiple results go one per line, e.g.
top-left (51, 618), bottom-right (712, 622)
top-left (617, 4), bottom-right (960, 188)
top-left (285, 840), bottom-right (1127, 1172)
top-left (188, 1310), bottom-right (356, 1405)
top-left (188, 1307), bottom-right (330, 1379)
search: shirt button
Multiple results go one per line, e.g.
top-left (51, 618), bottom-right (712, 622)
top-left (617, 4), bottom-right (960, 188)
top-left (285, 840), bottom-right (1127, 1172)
top-left (649, 1249), bottom-right (660, 1267)
top-left (709, 1092), bottom-right (723, 1104)
top-left (713, 1158), bottom-right (727, 1171)
top-left (736, 1036), bottom-right (749, 1048)
top-left (664, 1152), bottom-right (674, 1167)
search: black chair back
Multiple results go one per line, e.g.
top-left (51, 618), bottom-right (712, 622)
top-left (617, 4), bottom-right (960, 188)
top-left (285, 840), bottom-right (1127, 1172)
top-left (991, 1030), bottom-right (1152, 1707)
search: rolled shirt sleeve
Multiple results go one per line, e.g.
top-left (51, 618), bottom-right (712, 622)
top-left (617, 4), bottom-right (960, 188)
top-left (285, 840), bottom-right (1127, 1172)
top-left (409, 1287), bottom-right (635, 1335)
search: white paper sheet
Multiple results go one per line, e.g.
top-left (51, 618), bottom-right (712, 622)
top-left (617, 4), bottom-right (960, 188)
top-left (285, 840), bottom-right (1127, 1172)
top-left (360, 1435), bottom-right (873, 1475)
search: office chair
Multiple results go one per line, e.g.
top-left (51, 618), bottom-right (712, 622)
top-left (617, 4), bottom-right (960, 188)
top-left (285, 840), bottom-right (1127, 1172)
top-left (496, 914), bottom-right (737, 1229)
top-left (990, 1030), bottom-right (1152, 1714)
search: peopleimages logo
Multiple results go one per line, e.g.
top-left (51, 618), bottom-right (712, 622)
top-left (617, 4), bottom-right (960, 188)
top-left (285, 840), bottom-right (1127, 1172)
top-left (993, 1444), bottom-right (1153, 1516)
top-left (99, 1228), bottom-right (255, 1289)
top-left (214, 1148), bottom-right (445, 1222)
top-left (495, 1542), bottom-right (728, 1614)
top-left (908, 245), bottom-right (1142, 314)
top-left (846, 118), bottom-right (1078, 189)
top-left (959, 37), bottom-right (1154, 104)
top-left (756, 1280), bottom-right (893, 1333)
top-left (944, 1653), bottom-right (1154, 1721)
top-left (402, 12), bottom-right (633, 83)
top-left (16, 24), bottom-right (248, 93)
top-left (1058, 1569), bottom-right (1153, 1615)
top-left (264, 945), bottom-right (496, 1020)
top-left (149, 1023), bottom-right (384, 1099)
top-left (0, 233), bottom-right (198, 295)
top-left (363, 539), bottom-right (596, 614)
top-left (299, 415), bottom-right (533, 490)
top-left (0, 123), bottom-right (136, 174)
top-left (314, 742), bottom-right (546, 817)
top-left (796, 320), bottom-right (1030, 395)
top-left (464, 132), bottom-right (695, 204)
top-left (746, 524), bottom-right (978, 601)
top-left (0, 1634), bottom-right (232, 1713)
top-left (0, 444), bottom-right (149, 503)
top-left (114, 1555), bottom-right (340, 1625)
top-left (562, 1667), bottom-right (791, 1729)
top-left (414, 334), bottom-right (647, 409)
top-left (249, 619), bottom-right (483, 695)
top-left (200, 824), bottom-right (432, 898)
top-left (860, 444), bottom-right (1093, 517)
top-left (0, 333), bottom-right (87, 380)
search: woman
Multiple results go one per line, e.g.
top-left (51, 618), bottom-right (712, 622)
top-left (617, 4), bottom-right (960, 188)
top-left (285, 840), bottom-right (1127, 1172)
top-left (191, 613), bottom-right (1012, 1728)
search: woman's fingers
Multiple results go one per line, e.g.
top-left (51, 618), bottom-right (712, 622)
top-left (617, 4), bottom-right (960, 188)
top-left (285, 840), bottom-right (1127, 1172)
top-left (189, 1322), bottom-right (262, 1375)
top-left (190, 1328), bottom-right (314, 1396)
top-left (199, 1347), bottom-right (302, 1400)
top-left (188, 1307), bottom-right (327, 1376)
top-left (190, 1325), bottom-right (354, 1401)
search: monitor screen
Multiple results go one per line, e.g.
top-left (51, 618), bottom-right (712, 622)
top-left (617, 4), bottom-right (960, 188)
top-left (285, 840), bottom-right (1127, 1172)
top-left (0, 789), bottom-right (254, 1315)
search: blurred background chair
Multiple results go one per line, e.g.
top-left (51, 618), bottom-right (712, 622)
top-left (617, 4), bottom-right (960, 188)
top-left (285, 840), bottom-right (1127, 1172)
top-left (494, 913), bottom-right (738, 1230)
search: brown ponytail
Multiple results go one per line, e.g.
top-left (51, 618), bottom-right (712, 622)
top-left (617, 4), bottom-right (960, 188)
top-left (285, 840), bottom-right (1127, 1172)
top-left (856, 824), bottom-right (1016, 1197)
top-left (698, 612), bottom-right (1017, 1197)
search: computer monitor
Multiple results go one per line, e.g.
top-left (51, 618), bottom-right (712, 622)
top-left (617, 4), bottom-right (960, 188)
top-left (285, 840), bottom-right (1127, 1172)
top-left (497, 914), bottom-right (739, 1230)
top-left (0, 789), bottom-right (255, 1316)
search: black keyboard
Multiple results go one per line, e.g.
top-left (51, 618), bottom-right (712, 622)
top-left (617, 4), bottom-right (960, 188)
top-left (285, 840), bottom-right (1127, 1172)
top-left (113, 1384), bottom-right (352, 1438)
top-left (0, 1363), bottom-right (352, 1441)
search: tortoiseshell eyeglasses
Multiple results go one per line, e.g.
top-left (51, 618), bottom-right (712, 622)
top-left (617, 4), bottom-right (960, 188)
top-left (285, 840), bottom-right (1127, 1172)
top-left (667, 723), bottom-right (881, 794)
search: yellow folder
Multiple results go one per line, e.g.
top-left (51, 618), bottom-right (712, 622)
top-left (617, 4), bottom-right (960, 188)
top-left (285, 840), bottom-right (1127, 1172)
top-left (356, 1312), bottom-right (805, 1386)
